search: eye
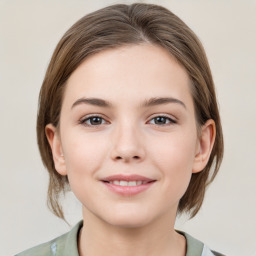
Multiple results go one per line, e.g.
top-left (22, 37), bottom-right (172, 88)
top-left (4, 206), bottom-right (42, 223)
top-left (148, 115), bottom-right (176, 125)
top-left (80, 115), bottom-right (108, 126)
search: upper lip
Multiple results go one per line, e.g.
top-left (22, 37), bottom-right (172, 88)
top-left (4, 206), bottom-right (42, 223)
top-left (102, 174), bottom-right (155, 182)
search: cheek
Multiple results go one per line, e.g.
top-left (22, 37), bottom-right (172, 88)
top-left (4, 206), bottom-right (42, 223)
top-left (150, 129), bottom-right (197, 166)
top-left (62, 130), bottom-right (108, 179)
top-left (61, 131), bottom-right (110, 204)
top-left (149, 131), bottom-right (197, 196)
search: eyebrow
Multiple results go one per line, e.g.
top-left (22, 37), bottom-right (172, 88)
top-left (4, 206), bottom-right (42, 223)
top-left (71, 97), bottom-right (186, 109)
top-left (141, 97), bottom-right (186, 109)
top-left (71, 98), bottom-right (113, 109)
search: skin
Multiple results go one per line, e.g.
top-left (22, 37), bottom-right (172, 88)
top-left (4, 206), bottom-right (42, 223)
top-left (46, 44), bottom-right (215, 256)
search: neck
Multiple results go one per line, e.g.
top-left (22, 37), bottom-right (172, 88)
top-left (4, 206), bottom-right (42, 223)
top-left (78, 209), bottom-right (186, 256)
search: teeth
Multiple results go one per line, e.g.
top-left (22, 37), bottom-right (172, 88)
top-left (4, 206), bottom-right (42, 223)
top-left (108, 180), bottom-right (146, 186)
top-left (128, 181), bottom-right (136, 186)
top-left (120, 181), bottom-right (128, 186)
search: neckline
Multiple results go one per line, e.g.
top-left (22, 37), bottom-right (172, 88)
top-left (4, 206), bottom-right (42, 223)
top-left (74, 221), bottom-right (204, 256)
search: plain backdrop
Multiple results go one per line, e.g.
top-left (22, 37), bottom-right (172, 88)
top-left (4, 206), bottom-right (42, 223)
top-left (0, 0), bottom-right (256, 255)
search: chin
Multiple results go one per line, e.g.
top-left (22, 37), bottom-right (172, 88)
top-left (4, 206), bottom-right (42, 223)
top-left (101, 208), bottom-right (155, 229)
top-left (83, 201), bottom-right (164, 229)
top-left (107, 217), bottom-right (150, 229)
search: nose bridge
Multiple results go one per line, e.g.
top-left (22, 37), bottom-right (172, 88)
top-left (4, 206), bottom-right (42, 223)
top-left (110, 118), bottom-right (145, 162)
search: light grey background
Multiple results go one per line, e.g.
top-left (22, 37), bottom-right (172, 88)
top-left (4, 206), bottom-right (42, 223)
top-left (0, 0), bottom-right (256, 255)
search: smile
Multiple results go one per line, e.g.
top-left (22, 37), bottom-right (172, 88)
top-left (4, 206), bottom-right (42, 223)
top-left (101, 174), bottom-right (156, 196)
top-left (105, 180), bottom-right (149, 186)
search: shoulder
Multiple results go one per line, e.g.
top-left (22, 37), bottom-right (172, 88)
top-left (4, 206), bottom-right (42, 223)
top-left (15, 221), bottom-right (82, 256)
top-left (177, 231), bottom-right (226, 256)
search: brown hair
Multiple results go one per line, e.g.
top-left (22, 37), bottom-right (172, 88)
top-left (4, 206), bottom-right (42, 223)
top-left (37, 3), bottom-right (224, 219)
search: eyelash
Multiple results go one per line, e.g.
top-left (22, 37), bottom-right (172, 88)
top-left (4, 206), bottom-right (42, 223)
top-left (79, 114), bottom-right (177, 127)
top-left (147, 114), bottom-right (177, 126)
top-left (79, 114), bottom-right (109, 127)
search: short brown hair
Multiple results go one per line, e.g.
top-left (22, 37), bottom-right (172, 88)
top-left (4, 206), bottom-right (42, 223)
top-left (37, 3), bottom-right (224, 219)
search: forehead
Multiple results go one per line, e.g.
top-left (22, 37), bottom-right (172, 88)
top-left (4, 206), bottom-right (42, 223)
top-left (63, 44), bottom-right (193, 109)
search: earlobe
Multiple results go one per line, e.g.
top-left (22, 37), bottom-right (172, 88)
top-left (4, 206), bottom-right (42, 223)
top-left (45, 124), bottom-right (67, 176)
top-left (192, 119), bottom-right (216, 173)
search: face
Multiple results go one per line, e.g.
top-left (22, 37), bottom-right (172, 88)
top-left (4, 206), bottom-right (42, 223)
top-left (47, 44), bottom-right (214, 229)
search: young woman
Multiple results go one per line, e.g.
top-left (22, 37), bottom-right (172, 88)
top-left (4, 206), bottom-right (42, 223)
top-left (16, 3), bottom-right (224, 256)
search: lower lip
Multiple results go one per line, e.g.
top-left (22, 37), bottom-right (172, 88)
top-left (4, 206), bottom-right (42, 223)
top-left (102, 181), bottom-right (155, 196)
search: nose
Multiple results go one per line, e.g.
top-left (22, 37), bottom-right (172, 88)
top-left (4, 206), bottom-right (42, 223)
top-left (110, 122), bottom-right (145, 163)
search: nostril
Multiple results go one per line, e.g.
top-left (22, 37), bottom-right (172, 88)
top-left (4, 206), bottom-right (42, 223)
top-left (115, 156), bottom-right (139, 160)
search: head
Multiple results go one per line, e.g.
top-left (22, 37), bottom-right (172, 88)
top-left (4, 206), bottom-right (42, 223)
top-left (37, 3), bottom-right (223, 220)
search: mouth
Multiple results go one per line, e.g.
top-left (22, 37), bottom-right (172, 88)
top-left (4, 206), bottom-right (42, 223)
top-left (103, 180), bottom-right (152, 186)
top-left (101, 174), bottom-right (156, 196)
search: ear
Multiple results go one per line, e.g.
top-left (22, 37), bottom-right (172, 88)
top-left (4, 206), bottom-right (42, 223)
top-left (192, 119), bottom-right (216, 173)
top-left (45, 124), bottom-right (67, 176)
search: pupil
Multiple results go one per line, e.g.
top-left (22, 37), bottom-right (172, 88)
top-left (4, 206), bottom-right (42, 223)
top-left (91, 117), bottom-right (102, 125)
top-left (155, 117), bottom-right (166, 124)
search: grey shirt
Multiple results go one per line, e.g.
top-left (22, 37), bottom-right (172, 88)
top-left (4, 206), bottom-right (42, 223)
top-left (16, 221), bottom-right (224, 256)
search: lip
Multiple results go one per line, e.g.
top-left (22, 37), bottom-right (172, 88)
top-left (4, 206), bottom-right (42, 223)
top-left (101, 174), bottom-right (156, 196)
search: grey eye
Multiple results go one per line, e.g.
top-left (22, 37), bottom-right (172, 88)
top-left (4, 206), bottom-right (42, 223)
top-left (148, 116), bottom-right (176, 125)
top-left (88, 117), bottom-right (103, 125)
top-left (81, 116), bottom-right (107, 126)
